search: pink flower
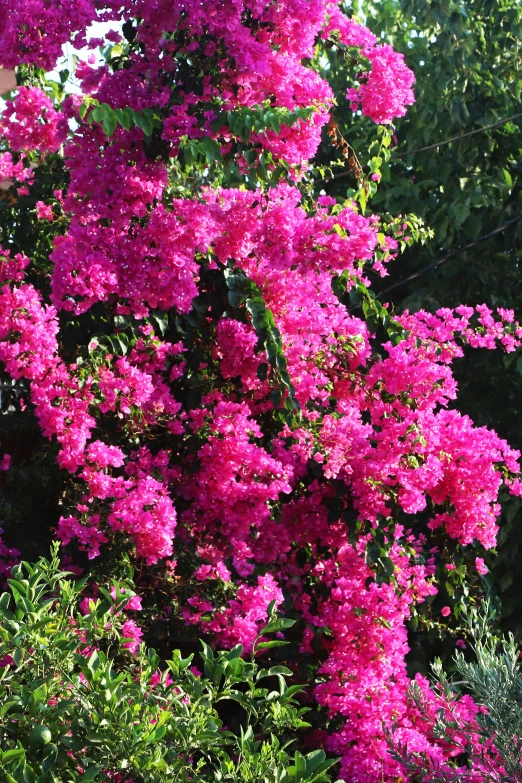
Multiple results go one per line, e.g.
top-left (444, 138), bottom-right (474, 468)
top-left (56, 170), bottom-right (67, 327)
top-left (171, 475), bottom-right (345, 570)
top-left (475, 557), bottom-right (488, 575)
top-left (1, 87), bottom-right (68, 153)
top-left (441, 606), bottom-right (451, 618)
top-left (121, 619), bottom-right (143, 654)
top-left (110, 586), bottom-right (142, 611)
top-left (36, 201), bottom-right (54, 220)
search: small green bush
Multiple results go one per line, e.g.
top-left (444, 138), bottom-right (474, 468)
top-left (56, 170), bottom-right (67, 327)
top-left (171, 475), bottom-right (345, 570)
top-left (0, 546), bottom-right (338, 783)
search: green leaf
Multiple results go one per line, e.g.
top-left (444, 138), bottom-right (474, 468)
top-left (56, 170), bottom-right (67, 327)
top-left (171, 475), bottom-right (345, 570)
top-left (304, 750), bottom-right (326, 776)
top-left (194, 730), bottom-right (224, 742)
top-left (115, 107), bottom-right (134, 131)
top-left (257, 666), bottom-right (293, 678)
top-left (151, 311), bottom-right (168, 336)
top-left (227, 290), bottom-right (247, 308)
top-left (133, 111), bottom-right (153, 136)
top-left (81, 767), bottom-right (102, 782)
top-left (42, 744), bottom-right (59, 773)
top-left (78, 101), bottom-right (90, 120)
top-left (23, 762), bottom-right (37, 783)
top-left (12, 648), bottom-right (23, 667)
top-left (90, 105), bottom-right (106, 124)
top-left (85, 733), bottom-right (105, 744)
top-left (294, 750), bottom-right (306, 780)
top-left (267, 111), bottom-right (282, 134)
top-left (284, 684), bottom-right (306, 698)
top-left (102, 108), bottom-right (118, 138)
top-left (449, 202), bottom-right (470, 226)
top-left (200, 138), bottom-right (222, 164)
top-left (211, 112), bottom-right (226, 133)
top-left (259, 618), bottom-right (295, 635)
top-left (2, 747), bottom-right (25, 763)
top-left (257, 362), bottom-right (268, 381)
top-left (227, 692), bottom-right (258, 715)
top-left (147, 724), bottom-right (167, 743)
top-left (0, 700), bottom-right (22, 717)
top-left (86, 651), bottom-right (100, 672)
top-left (309, 758), bottom-right (339, 781)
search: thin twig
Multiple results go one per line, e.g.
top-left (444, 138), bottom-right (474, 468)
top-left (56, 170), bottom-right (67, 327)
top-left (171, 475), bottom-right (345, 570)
top-left (390, 112), bottom-right (522, 160)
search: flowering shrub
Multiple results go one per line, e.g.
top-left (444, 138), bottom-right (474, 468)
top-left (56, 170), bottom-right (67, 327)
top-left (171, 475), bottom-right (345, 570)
top-left (0, 2), bottom-right (521, 781)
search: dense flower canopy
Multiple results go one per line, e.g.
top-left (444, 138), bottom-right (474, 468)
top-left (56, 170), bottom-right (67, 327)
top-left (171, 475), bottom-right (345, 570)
top-left (0, 2), bottom-right (520, 781)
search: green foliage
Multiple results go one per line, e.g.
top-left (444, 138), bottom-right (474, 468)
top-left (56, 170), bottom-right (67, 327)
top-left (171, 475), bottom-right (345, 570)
top-left (79, 99), bottom-right (161, 139)
top-left (211, 105), bottom-right (317, 143)
top-left (334, 273), bottom-right (406, 342)
top-left (224, 266), bottom-right (300, 415)
top-left (0, 547), bottom-right (339, 783)
top-left (80, 98), bottom-right (316, 149)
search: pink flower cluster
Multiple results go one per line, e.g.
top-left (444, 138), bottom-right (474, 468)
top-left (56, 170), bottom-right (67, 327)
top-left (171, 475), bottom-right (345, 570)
top-left (78, 584), bottom-right (144, 653)
top-left (397, 675), bottom-right (505, 782)
top-left (347, 45), bottom-right (416, 124)
top-left (185, 573), bottom-right (284, 653)
top-left (0, 87), bottom-right (68, 153)
top-left (0, 0), bottom-right (96, 71)
top-left (325, 8), bottom-right (415, 122)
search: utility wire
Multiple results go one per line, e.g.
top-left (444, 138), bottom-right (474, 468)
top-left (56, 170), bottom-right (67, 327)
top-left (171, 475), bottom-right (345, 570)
top-left (376, 214), bottom-right (522, 299)
top-left (390, 112), bottom-right (522, 160)
top-left (316, 112), bottom-right (522, 185)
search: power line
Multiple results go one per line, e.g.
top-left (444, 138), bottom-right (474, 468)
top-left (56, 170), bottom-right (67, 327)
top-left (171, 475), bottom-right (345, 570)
top-left (376, 214), bottom-right (522, 299)
top-left (389, 112), bottom-right (522, 160)
top-left (315, 112), bottom-right (522, 185)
